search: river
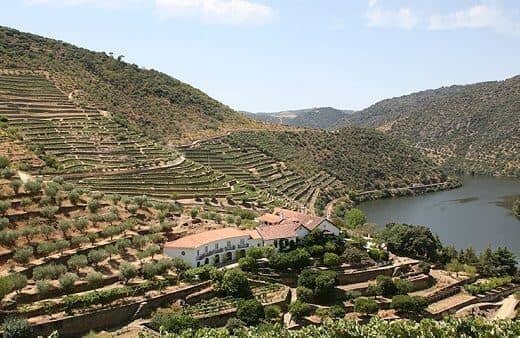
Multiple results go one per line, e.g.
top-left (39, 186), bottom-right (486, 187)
top-left (358, 176), bottom-right (520, 257)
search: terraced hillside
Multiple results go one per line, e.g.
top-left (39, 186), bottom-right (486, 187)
top-left (0, 26), bottom-right (269, 144)
top-left (0, 72), bottom-right (239, 201)
top-left (223, 129), bottom-right (448, 194)
top-left (341, 76), bottom-right (520, 177)
top-left (180, 141), bottom-right (347, 213)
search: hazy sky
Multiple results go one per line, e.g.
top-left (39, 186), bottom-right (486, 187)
top-left (2, 0), bottom-right (519, 112)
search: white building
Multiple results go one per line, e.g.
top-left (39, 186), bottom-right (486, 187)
top-left (163, 208), bottom-right (340, 267)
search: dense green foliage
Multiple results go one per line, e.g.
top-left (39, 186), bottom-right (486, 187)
top-left (225, 129), bottom-right (446, 191)
top-left (214, 269), bottom-right (252, 299)
top-left (0, 26), bottom-right (260, 143)
top-left (379, 223), bottom-right (443, 261)
top-left (236, 299), bottom-right (265, 326)
top-left (342, 76), bottom-right (520, 177)
top-left (146, 317), bottom-right (520, 337)
top-left (150, 312), bottom-right (200, 334)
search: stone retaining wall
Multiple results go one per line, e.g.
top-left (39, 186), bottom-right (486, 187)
top-left (29, 281), bottom-right (211, 338)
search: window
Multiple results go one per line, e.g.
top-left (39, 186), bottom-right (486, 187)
top-left (227, 240), bottom-right (231, 247)
top-left (181, 251), bottom-right (185, 256)
top-left (240, 239), bottom-right (245, 245)
top-left (197, 262), bottom-right (200, 267)
top-left (274, 240), bottom-right (278, 248)
top-left (215, 243), bottom-right (219, 249)
top-left (205, 246), bottom-right (208, 253)
top-left (197, 249), bottom-right (199, 255)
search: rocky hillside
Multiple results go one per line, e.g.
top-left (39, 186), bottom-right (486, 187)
top-left (245, 107), bottom-right (353, 129)
top-left (0, 26), bottom-right (267, 145)
top-left (341, 76), bottom-right (520, 177)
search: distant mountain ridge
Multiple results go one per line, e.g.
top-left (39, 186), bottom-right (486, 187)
top-left (244, 107), bottom-right (353, 129)
top-left (341, 76), bottom-right (520, 177)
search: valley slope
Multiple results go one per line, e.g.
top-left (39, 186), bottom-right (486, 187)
top-left (244, 107), bottom-right (353, 129)
top-left (0, 26), bottom-right (268, 144)
top-left (341, 76), bottom-right (520, 177)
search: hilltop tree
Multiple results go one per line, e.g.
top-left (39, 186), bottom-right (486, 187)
top-left (215, 269), bottom-right (252, 298)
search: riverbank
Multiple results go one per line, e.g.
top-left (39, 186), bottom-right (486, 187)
top-left (352, 179), bottom-right (462, 203)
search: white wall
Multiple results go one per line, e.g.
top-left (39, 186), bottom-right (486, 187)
top-left (316, 220), bottom-right (340, 236)
top-left (163, 234), bottom-right (254, 267)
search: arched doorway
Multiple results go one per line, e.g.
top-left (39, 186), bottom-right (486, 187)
top-left (204, 258), bottom-right (209, 265)
top-left (213, 254), bottom-right (220, 265)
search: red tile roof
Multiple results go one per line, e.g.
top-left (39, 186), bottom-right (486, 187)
top-left (255, 221), bottom-right (301, 241)
top-left (164, 228), bottom-right (250, 249)
top-left (274, 208), bottom-right (324, 231)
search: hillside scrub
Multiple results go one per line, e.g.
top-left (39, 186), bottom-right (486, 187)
top-left (225, 129), bottom-right (447, 191)
top-left (0, 26), bottom-right (263, 144)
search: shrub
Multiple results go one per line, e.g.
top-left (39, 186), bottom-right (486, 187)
top-left (32, 264), bottom-right (67, 280)
top-left (119, 263), bottom-right (138, 283)
top-left (344, 290), bottom-right (362, 301)
top-left (88, 249), bottom-right (108, 266)
top-left (323, 252), bottom-right (341, 268)
top-left (24, 180), bottom-right (42, 195)
top-left (86, 271), bottom-right (104, 287)
top-left (236, 298), bottom-right (264, 326)
top-left (391, 295), bottom-right (427, 314)
top-left (376, 275), bottom-right (398, 298)
top-left (67, 255), bottom-right (88, 273)
top-left (87, 199), bottom-right (101, 213)
top-left (151, 312), bottom-right (199, 333)
top-left (308, 245), bottom-right (325, 257)
top-left (288, 300), bottom-right (311, 319)
top-left (13, 247), bottom-right (33, 264)
top-left (354, 297), bottom-right (378, 315)
top-left (226, 317), bottom-right (245, 333)
top-left (2, 317), bottom-right (32, 338)
top-left (215, 269), bottom-right (252, 298)
top-left (68, 190), bottom-right (80, 205)
top-left (394, 278), bottom-right (414, 295)
top-left (59, 273), bottom-right (78, 291)
top-left (36, 280), bottom-right (51, 296)
top-left (10, 273), bottom-right (27, 294)
top-left (296, 286), bottom-right (314, 303)
top-left (328, 305), bottom-right (346, 318)
top-left (0, 156), bottom-right (9, 169)
top-left (0, 276), bottom-right (14, 300)
top-left (0, 201), bottom-right (9, 215)
top-left (9, 180), bottom-right (22, 194)
top-left (238, 256), bottom-right (257, 272)
top-left (0, 217), bottom-right (10, 230)
top-left (345, 208), bottom-right (366, 229)
top-left (342, 246), bottom-right (368, 266)
top-left (264, 305), bottom-right (281, 320)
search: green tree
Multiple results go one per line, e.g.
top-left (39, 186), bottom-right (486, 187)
top-left (323, 252), bottom-right (341, 268)
top-left (354, 297), bottom-right (378, 315)
top-left (119, 263), bottom-right (138, 284)
top-left (0, 276), bottom-right (14, 300)
top-left (391, 295), bottom-right (427, 314)
top-left (345, 208), bottom-right (366, 229)
top-left (67, 255), bottom-right (88, 273)
top-left (238, 256), bottom-right (258, 272)
top-left (2, 317), bottom-right (32, 338)
top-left (288, 300), bottom-right (311, 319)
top-left (10, 273), bottom-right (27, 295)
top-left (151, 313), bottom-right (199, 334)
top-left (215, 269), bottom-right (252, 298)
top-left (236, 299), bottom-right (265, 326)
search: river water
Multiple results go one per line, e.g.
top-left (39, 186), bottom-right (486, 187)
top-left (358, 176), bottom-right (520, 257)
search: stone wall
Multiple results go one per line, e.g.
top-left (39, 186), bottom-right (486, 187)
top-left (30, 281), bottom-right (211, 338)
